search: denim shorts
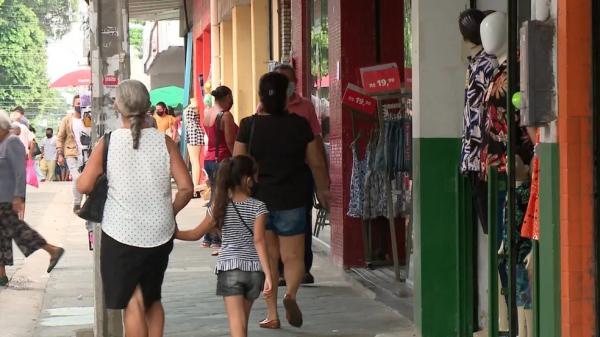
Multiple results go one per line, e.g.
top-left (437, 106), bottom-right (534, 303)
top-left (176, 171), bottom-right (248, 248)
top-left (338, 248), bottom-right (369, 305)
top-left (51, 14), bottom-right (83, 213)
top-left (267, 207), bottom-right (307, 236)
top-left (216, 269), bottom-right (265, 300)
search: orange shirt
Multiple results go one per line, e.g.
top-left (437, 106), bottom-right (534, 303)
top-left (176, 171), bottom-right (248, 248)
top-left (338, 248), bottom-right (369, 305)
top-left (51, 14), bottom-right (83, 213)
top-left (153, 114), bottom-right (175, 133)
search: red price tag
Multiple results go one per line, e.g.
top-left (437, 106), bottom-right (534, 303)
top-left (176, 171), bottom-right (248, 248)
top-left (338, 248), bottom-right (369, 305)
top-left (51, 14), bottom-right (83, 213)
top-left (360, 63), bottom-right (401, 95)
top-left (103, 75), bottom-right (119, 87)
top-left (343, 84), bottom-right (377, 114)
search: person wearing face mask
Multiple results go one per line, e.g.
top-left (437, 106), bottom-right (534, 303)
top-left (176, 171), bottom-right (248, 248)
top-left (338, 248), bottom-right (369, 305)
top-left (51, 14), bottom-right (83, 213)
top-left (202, 86), bottom-right (239, 251)
top-left (40, 128), bottom-right (57, 182)
top-left (272, 63), bottom-right (326, 286)
top-left (56, 95), bottom-right (92, 214)
top-left (153, 102), bottom-right (177, 137)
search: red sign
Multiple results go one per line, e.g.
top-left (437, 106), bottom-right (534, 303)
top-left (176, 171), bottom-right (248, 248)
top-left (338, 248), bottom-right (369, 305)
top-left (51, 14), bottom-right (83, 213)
top-left (360, 63), bottom-right (401, 95)
top-left (103, 75), bottom-right (119, 87)
top-left (342, 84), bottom-right (377, 114)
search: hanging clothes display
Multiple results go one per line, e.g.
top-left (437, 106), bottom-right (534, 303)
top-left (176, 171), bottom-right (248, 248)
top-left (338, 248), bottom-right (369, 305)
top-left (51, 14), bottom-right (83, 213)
top-left (362, 132), bottom-right (388, 219)
top-left (358, 114), bottom-right (412, 220)
top-left (460, 49), bottom-right (498, 174)
top-left (521, 133), bottom-right (541, 240)
top-left (347, 140), bottom-right (367, 218)
top-left (501, 180), bottom-right (533, 309)
top-left (481, 61), bottom-right (509, 179)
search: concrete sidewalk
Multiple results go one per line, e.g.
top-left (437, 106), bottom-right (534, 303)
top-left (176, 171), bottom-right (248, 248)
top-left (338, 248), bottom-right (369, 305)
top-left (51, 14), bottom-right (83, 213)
top-left (1, 183), bottom-right (414, 337)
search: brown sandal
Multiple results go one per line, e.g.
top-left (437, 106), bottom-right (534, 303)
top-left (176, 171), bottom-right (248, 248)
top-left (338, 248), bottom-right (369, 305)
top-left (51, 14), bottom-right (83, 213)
top-left (259, 318), bottom-right (281, 329)
top-left (283, 295), bottom-right (303, 327)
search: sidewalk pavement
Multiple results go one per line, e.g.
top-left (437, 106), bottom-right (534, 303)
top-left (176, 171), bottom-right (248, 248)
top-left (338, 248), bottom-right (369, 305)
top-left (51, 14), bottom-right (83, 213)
top-left (1, 183), bottom-right (414, 337)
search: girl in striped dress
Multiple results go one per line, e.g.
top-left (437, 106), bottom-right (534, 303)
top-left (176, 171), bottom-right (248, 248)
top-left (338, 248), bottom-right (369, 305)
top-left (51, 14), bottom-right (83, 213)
top-left (176, 155), bottom-right (273, 337)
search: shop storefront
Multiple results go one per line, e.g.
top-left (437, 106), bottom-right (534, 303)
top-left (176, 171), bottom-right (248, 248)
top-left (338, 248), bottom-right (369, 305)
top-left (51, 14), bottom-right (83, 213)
top-left (298, 0), bottom-right (598, 336)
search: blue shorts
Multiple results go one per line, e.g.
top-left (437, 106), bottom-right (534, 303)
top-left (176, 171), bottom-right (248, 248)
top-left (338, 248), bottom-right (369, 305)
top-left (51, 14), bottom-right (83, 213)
top-left (267, 207), bottom-right (307, 236)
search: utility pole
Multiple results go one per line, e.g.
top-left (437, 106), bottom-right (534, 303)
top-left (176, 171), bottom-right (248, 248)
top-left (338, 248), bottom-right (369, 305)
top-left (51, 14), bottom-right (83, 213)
top-left (89, 0), bottom-right (130, 335)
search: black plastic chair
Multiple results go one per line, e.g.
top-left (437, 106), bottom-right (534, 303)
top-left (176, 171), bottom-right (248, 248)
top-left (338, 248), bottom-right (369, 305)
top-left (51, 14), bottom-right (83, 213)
top-left (313, 194), bottom-right (330, 237)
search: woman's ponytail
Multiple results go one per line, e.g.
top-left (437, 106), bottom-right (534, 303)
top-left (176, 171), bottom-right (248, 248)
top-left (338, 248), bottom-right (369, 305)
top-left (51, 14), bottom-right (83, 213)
top-left (129, 115), bottom-right (144, 149)
top-left (212, 158), bottom-right (233, 228)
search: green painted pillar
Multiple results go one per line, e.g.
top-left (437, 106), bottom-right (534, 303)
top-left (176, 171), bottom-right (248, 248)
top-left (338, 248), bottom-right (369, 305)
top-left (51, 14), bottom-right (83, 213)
top-left (537, 139), bottom-right (561, 337)
top-left (412, 0), bottom-right (469, 336)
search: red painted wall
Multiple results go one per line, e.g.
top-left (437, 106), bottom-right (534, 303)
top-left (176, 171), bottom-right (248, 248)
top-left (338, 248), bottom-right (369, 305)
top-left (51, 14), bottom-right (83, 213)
top-left (291, 0), bottom-right (310, 97)
top-left (326, 1), bottom-right (405, 267)
top-left (192, 0), bottom-right (211, 110)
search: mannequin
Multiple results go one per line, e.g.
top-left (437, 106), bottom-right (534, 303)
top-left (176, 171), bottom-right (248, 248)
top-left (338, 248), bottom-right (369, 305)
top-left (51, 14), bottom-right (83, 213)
top-left (184, 97), bottom-right (207, 195)
top-left (459, 9), bottom-right (503, 332)
top-left (483, 12), bottom-right (535, 337)
top-left (459, 9), bottom-right (499, 201)
top-left (480, 11), bottom-right (511, 333)
top-left (481, 12), bottom-right (508, 65)
top-left (498, 155), bottom-right (534, 337)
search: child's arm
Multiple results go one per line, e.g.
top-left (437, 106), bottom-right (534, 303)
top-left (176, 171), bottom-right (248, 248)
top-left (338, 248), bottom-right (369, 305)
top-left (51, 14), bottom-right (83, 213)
top-left (253, 213), bottom-right (273, 297)
top-left (176, 212), bottom-right (216, 241)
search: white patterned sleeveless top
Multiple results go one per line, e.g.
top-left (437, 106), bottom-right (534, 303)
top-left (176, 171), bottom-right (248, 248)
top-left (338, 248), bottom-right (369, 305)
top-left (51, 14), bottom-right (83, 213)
top-left (102, 128), bottom-right (175, 247)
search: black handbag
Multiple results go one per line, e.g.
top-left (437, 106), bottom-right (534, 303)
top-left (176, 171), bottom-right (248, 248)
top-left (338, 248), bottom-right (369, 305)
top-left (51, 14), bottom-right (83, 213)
top-left (32, 140), bottom-right (42, 157)
top-left (78, 132), bottom-right (112, 223)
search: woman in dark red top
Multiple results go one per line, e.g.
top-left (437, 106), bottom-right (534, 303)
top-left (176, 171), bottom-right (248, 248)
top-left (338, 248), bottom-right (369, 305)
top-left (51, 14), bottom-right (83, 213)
top-left (203, 86), bottom-right (239, 248)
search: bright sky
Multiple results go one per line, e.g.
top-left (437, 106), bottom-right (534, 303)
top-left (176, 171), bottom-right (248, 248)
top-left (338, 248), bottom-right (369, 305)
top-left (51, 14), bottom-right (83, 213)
top-left (46, 1), bottom-right (86, 82)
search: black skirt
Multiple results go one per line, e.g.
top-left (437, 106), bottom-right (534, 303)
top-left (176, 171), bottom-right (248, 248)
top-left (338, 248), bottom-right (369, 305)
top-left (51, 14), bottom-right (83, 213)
top-left (100, 232), bottom-right (173, 309)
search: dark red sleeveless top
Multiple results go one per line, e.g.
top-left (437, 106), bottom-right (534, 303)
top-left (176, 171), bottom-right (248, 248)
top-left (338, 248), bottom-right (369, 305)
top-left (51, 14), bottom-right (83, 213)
top-left (205, 113), bottom-right (238, 161)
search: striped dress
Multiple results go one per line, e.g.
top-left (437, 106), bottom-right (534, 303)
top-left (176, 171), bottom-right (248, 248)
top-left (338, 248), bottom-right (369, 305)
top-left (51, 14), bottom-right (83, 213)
top-left (209, 198), bottom-right (268, 273)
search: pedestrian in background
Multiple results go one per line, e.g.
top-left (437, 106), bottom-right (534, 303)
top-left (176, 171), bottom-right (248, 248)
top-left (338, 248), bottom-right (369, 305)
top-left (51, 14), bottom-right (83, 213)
top-left (176, 155), bottom-right (273, 337)
top-left (40, 128), bottom-right (57, 182)
top-left (183, 97), bottom-right (207, 196)
top-left (234, 72), bottom-right (330, 329)
top-left (0, 110), bottom-right (65, 287)
top-left (56, 95), bottom-right (91, 214)
top-left (153, 102), bottom-right (176, 137)
top-left (203, 86), bottom-right (239, 250)
top-left (273, 63), bottom-right (326, 285)
top-left (10, 110), bottom-right (34, 158)
top-left (77, 80), bottom-right (193, 337)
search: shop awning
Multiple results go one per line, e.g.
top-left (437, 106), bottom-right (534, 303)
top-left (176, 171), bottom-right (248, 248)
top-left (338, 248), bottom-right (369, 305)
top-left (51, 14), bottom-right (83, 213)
top-left (84, 0), bottom-right (182, 21)
top-left (129, 0), bottom-right (181, 21)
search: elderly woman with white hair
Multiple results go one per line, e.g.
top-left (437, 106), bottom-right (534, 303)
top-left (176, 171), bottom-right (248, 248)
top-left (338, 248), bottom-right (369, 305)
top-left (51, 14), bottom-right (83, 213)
top-left (0, 110), bottom-right (65, 287)
top-left (77, 80), bottom-right (193, 337)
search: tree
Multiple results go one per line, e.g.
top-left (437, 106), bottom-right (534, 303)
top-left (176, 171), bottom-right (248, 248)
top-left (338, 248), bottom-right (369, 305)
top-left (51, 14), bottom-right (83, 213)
top-left (0, 1), bottom-right (65, 121)
top-left (311, 17), bottom-right (329, 83)
top-left (129, 20), bottom-right (144, 59)
top-left (20, 0), bottom-right (78, 40)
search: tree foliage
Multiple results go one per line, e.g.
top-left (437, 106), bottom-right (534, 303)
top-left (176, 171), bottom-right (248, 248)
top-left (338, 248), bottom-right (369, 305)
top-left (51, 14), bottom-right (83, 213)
top-left (19, 0), bottom-right (78, 40)
top-left (0, 1), bottom-right (66, 119)
top-left (311, 17), bottom-right (329, 80)
top-left (129, 25), bottom-right (143, 59)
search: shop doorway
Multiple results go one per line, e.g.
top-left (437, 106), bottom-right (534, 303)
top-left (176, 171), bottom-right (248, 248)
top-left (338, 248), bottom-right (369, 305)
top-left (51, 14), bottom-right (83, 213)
top-left (593, 0), bottom-right (600, 331)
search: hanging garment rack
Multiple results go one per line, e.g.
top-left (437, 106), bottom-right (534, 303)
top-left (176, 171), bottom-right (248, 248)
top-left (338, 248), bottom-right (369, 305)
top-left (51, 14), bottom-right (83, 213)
top-left (348, 91), bottom-right (412, 282)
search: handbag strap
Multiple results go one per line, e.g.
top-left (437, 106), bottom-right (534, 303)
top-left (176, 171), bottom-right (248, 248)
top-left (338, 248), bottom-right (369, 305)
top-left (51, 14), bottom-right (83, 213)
top-left (214, 111), bottom-right (224, 162)
top-left (230, 201), bottom-right (254, 236)
top-left (247, 115), bottom-right (256, 155)
top-left (102, 132), bottom-right (112, 174)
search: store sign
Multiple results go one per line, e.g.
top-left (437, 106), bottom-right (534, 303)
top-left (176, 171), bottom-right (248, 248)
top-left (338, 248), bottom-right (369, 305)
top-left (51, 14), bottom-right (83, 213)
top-left (103, 75), bottom-right (119, 87)
top-left (342, 84), bottom-right (377, 114)
top-left (360, 63), bottom-right (401, 95)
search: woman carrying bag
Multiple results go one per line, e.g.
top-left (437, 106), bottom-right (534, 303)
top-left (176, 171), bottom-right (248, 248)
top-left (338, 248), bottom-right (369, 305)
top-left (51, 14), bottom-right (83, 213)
top-left (77, 80), bottom-right (193, 337)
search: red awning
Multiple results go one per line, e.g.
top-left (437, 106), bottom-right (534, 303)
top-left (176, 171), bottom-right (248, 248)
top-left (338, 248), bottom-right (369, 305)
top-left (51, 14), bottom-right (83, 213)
top-left (50, 69), bottom-right (92, 88)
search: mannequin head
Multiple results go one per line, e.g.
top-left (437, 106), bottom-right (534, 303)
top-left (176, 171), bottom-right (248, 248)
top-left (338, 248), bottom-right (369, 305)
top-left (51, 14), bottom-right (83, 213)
top-left (459, 9), bottom-right (486, 46)
top-left (481, 12), bottom-right (508, 62)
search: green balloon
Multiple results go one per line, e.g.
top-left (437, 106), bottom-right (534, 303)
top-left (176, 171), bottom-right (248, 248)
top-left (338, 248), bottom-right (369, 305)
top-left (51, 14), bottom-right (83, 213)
top-left (512, 92), bottom-right (522, 109)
